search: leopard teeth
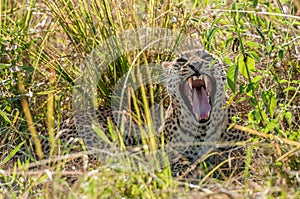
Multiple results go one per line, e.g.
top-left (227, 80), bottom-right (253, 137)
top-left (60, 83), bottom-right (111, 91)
top-left (204, 76), bottom-right (209, 86)
top-left (188, 95), bottom-right (192, 103)
top-left (188, 78), bottom-right (193, 90)
top-left (192, 75), bottom-right (203, 80)
top-left (204, 76), bottom-right (210, 93)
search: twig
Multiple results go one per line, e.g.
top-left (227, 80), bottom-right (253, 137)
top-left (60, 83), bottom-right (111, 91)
top-left (233, 124), bottom-right (300, 148)
top-left (13, 152), bottom-right (89, 171)
top-left (0, 169), bottom-right (84, 176)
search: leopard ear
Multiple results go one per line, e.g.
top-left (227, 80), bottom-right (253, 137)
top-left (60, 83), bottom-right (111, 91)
top-left (162, 61), bottom-right (171, 70)
top-left (162, 61), bottom-right (172, 74)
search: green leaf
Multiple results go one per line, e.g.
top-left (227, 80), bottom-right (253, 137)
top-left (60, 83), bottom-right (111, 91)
top-left (206, 27), bottom-right (220, 49)
top-left (248, 110), bottom-right (255, 124)
top-left (262, 91), bottom-right (276, 117)
top-left (223, 56), bottom-right (233, 66)
top-left (107, 118), bottom-right (117, 142)
top-left (278, 49), bottom-right (284, 61)
top-left (0, 37), bottom-right (8, 44)
top-left (285, 112), bottom-right (292, 125)
top-left (260, 109), bottom-right (267, 123)
top-left (269, 94), bottom-right (276, 118)
top-left (246, 83), bottom-right (254, 94)
top-left (225, 37), bottom-right (234, 49)
top-left (279, 111), bottom-right (285, 121)
top-left (249, 51), bottom-right (261, 63)
top-left (249, 97), bottom-right (256, 107)
top-left (0, 141), bottom-right (25, 166)
top-left (238, 55), bottom-right (255, 78)
top-left (245, 41), bottom-right (261, 48)
top-left (93, 124), bottom-right (113, 145)
top-left (0, 110), bottom-right (11, 124)
top-left (226, 63), bottom-right (239, 93)
top-left (252, 75), bottom-right (263, 83)
top-left (253, 109), bottom-right (262, 124)
top-left (254, 25), bottom-right (265, 42)
top-left (292, 80), bottom-right (300, 84)
top-left (0, 63), bottom-right (11, 69)
top-left (266, 41), bottom-right (273, 54)
top-left (246, 56), bottom-right (256, 72)
top-left (239, 84), bottom-right (246, 94)
top-left (283, 86), bottom-right (296, 92)
top-left (20, 65), bottom-right (34, 72)
top-left (264, 120), bottom-right (277, 134)
top-left (253, 0), bottom-right (258, 7)
top-left (279, 79), bottom-right (289, 84)
top-left (211, 17), bottom-right (221, 27)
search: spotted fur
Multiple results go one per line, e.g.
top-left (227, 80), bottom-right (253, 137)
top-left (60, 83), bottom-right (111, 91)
top-left (157, 50), bottom-right (248, 176)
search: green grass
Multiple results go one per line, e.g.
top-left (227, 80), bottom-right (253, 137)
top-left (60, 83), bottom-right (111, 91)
top-left (1, 0), bottom-right (300, 198)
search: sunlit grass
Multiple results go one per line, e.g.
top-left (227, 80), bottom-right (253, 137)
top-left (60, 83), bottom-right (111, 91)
top-left (1, 0), bottom-right (299, 198)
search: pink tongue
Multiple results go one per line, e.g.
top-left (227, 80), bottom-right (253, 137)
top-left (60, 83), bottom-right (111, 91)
top-left (192, 87), bottom-right (211, 120)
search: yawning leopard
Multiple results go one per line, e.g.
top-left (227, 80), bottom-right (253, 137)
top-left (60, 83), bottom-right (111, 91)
top-left (158, 50), bottom-right (248, 175)
top-left (71, 49), bottom-right (248, 176)
top-left (9, 49), bottom-right (247, 177)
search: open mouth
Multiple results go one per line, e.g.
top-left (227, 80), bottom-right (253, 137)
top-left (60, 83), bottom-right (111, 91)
top-left (181, 74), bottom-right (212, 122)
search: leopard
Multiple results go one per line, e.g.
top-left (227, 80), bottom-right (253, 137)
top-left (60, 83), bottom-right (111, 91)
top-left (7, 49), bottom-right (247, 178)
top-left (71, 49), bottom-right (248, 176)
top-left (157, 50), bottom-right (248, 176)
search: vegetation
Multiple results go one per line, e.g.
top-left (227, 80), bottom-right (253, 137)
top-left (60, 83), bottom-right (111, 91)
top-left (0, 0), bottom-right (299, 198)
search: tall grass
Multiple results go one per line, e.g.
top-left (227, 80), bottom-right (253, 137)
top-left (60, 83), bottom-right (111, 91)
top-left (0, 0), bottom-right (299, 198)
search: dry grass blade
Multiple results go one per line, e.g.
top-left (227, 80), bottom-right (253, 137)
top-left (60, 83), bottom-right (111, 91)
top-left (233, 124), bottom-right (300, 148)
top-left (17, 75), bottom-right (44, 160)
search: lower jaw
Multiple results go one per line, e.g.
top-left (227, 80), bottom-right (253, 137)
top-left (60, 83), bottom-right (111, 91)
top-left (187, 105), bottom-right (211, 123)
top-left (180, 96), bottom-right (211, 123)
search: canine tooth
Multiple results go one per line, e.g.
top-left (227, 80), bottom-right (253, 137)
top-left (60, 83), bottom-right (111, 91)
top-left (188, 78), bottom-right (193, 89)
top-left (204, 75), bottom-right (209, 85)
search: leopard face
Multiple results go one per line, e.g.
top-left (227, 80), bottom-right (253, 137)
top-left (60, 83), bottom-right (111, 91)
top-left (161, 50), bottom-right (228, 162)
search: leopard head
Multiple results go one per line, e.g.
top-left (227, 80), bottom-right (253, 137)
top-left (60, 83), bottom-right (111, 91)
top-left (163, 49), bottom-right (227, 129)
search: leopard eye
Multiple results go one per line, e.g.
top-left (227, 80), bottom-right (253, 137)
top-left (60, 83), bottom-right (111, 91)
top-left (172, 63), bottom-right (181, 70)
top-left (176, 57), bottom-right (188, 65)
